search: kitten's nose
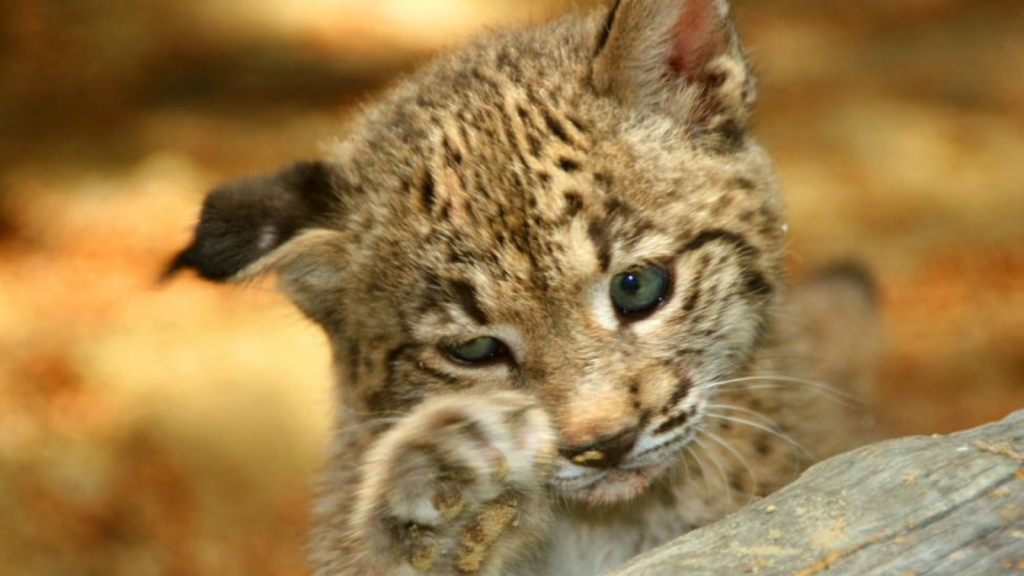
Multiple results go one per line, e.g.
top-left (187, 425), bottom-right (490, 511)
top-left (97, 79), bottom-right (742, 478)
top-left (560, 426), bottom-right (639, 469)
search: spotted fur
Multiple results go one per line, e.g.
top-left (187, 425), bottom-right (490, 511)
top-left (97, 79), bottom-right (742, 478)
top-left (170, 1), bottom-right (879, 575)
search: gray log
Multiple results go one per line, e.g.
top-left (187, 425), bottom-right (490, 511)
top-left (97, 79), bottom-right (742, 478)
top-left (612, 410), bottom-right (1024, 576)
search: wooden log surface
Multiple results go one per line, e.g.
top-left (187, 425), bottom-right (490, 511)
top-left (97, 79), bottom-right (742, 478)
top-left (612, 410), bottom-right (1024, 576)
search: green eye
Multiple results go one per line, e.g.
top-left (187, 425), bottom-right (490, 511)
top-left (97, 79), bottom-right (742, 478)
top-left (610, 264), bottom-right (671, 319)
top-left (448, 337), bottom-right (508, 365)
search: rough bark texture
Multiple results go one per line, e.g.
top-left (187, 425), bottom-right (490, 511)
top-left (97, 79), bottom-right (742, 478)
top-left (612, 410), bottom-right (1024, 576)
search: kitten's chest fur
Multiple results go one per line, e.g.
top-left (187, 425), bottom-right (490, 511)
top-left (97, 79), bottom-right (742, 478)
top-left (541, 492), bottom-right (713, 576)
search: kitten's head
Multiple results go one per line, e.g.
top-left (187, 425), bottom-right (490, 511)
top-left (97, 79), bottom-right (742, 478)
top-left (170, 0), bottom-right (786, 505)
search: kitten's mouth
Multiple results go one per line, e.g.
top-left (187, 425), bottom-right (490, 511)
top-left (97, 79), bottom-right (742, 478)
top-left (549, 422), bottom-right (700, 505)
top-left (549, 462), bottom-right (669, 506)
top-left (548, 397), bottom-right (705, 506)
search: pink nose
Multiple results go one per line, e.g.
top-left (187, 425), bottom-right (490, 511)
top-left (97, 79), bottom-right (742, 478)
top-left (559, 426), bottom-right (639, 469)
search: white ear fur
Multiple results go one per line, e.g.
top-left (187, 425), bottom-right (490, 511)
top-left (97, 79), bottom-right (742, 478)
top-left (235, 229), bottom-right (346, 281)
top-left (235, 229), bottom-right (351, 324)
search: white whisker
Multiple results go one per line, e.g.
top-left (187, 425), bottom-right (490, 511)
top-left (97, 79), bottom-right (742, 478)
top-left (702, 374), bottom-right (860, 404)
top-left (705, 412), bottom-right (816, 461)
top-left (701, 428), bottom-right (758, 500)
top-left (701, 374), bottom-right (865, 411)
top-left (685, 443), bottom-right (713, 499)
top-left (692, 433), bottom-right (733, 511)
top-left (704, 403), bottom-right (778, 426)
top-left (711, 384), bottom-right (863, 412)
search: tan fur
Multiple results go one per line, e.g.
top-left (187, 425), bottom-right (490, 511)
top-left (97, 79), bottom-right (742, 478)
top-left (173, 1), bottom-right (880, 575)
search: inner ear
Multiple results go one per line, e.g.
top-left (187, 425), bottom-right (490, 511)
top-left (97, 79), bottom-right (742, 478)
top-left (593, 0), bottom-right (754, 133)
top-left (668, 0), bottom-right (729, 82)
top-left (166, 160), bottom-right (342, 282)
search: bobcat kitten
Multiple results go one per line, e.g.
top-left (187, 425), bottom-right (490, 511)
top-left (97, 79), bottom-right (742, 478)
top-left (169, 1), bottom-right (878, 575)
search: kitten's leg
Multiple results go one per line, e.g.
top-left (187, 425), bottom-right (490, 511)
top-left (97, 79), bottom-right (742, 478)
top-left (789, 262), bottom-right (881, 400)
top-left (351, 392), bottom-right (556, 576)
top-left (760, 262), bottom-right (882, 461)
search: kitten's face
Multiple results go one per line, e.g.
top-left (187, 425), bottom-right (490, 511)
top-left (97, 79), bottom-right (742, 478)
top-left (171, 0), bottom-right (786, 505)
top-left (339, 99), bottom-right (783, 506)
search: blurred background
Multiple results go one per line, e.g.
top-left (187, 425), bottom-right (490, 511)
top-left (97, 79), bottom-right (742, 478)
top-left (1, 0), bottom-right (1022, 574)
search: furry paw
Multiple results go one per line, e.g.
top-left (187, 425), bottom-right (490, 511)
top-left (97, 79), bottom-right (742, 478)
top-left (353, 392), bottom-right (556, 574)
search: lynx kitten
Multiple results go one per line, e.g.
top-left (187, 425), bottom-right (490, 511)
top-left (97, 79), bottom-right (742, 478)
top-left (169, 1), bottom-right (879, 574)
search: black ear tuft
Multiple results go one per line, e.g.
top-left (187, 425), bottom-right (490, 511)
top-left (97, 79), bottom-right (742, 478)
top-left (165, 161), bottom-right (340, 282)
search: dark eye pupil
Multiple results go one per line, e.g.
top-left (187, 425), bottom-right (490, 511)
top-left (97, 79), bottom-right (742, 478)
top-left (621, 273), bottom-right (641, 295)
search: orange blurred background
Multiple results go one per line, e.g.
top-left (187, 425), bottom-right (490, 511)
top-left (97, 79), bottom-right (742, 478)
top-left (1, 1), bottom-right (1022, 574)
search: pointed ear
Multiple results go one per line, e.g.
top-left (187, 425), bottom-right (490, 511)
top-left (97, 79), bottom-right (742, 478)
top-left (592, 0), bottom-right (755, 139)
top-left (167, 160), bottom-right (342, 282)
top-left (167, 160), bottom-right (351, 325)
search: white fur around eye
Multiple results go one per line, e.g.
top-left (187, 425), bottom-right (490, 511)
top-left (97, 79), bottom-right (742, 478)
top-left (630, 310), bottom-right (668, 337)
top-left (589, 281), bottom-right (618, 331)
